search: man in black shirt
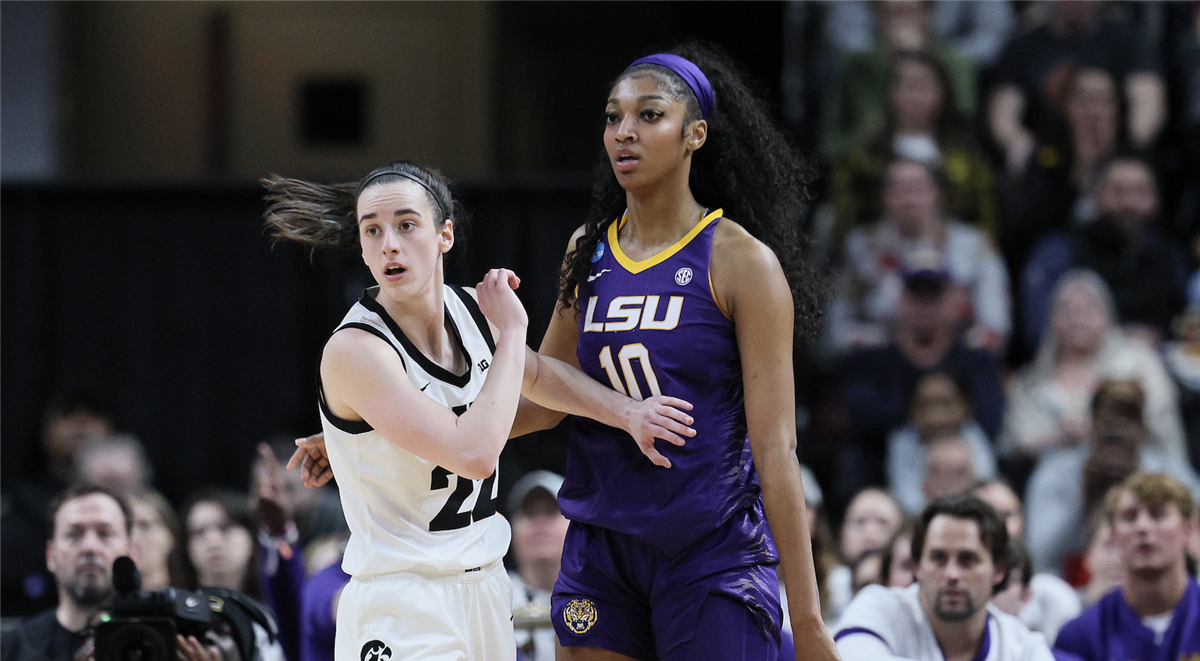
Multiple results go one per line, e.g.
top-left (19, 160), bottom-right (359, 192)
top-left (2, 485), bottom-right (132, 661)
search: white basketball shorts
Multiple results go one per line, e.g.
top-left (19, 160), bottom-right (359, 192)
top-left (334, 560), bottom-right (516, 661)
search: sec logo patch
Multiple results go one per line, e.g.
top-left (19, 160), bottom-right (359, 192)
top-left (675, 267), bottom-right (693, 286)
top-left (562, 598), bottom-right (598, 634)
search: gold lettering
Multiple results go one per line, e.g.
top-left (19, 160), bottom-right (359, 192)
top-left (583, 297), bottom-right (604, 333)
top-left (604, 296), bottom-right (644, 332)
top-left (639, 296), bottom-right (683, 330)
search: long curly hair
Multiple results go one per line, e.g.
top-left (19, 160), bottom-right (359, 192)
top-left (558, 41), bottom-right (827, 340)
top-left (261, 160), bottom-right (466, 252)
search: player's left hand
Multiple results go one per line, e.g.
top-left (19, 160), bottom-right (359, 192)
top-left (624, 395), bottom-right (695, 469)
top-left (287, 433), bottom-right (333, 488)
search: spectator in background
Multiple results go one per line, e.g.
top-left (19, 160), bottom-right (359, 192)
top-left (1163, 305), bottom-right (1200, 474)
top-left (1, 486), bottom-right (133, 661)
top-left (839, 488), bottom-right (904, 566)
top-left (988, 0), bottom-right (1166, 177)
top-left (249, 443), bottom-right (308, 661)
top-left (506, 471), bottom-right (568, 661)
top-left (971, 479), bottom-right (1082, 644)
top-left (821, 0), bottom-right (977, 162)
top-left (74, 434), bottom-right (153, 498)
top-left (850, 548), bottom-right (885, 596)
top-left (1, 388), bottom-right (116, 617)
top-left (1023, 157), bottom-right (1187, 350)
top-left (879, 521), bottom-right (917, 589)
top-left (989, 543), bottom-right (1037, 629)
top-left (182, 489), bottom-right (286, 661)
top-left (264, 437), bottom-right (347, 549)
top-left (1024, 380), bottom-right (1200, 580)
top-left (834, 495), bottom-right (1053, 661)
top-left (1002, 270), bottom-right (1187, 466)
top-left (128, 488), bottom-right (185, 591)
top-left (828, 51), bottom-right (998, 250)
top-left (1080, 512), bottom-right (1124, 606)
top-left (821, 1), bottom-right (1015, 71)
top-left (1055, 473), bottom-right (1200, 660)
top-left (1004, 67), bottom-right (1128, 265)
top-left (299, 554), bottom-right (348, 661)
top-left (836, 268), bottom-right (1005, 499)
top-left (827, 158), bottom-right (1010, 355)
top-left (921, 436), bottom-right (979, 505)
top-left (887, 369), bottom-right (996, 516)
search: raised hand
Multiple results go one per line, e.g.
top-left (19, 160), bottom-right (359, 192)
top-left (250, 442), bottom-right (294, 536)
top-left (623, 395), bottom-right (696, 469)
top-left (286, 433), bottom-right (333, 488)
top-left (475, 269), bottom-right (528, 335)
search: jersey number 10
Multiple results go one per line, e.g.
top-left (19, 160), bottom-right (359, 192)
top-left (598, 343), bottom-right (662, 400)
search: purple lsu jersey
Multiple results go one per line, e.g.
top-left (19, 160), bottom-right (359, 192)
top-left (559, 209), bottom-right (766, 557)
top-left (1053, 578), bottom-right (1200, 661)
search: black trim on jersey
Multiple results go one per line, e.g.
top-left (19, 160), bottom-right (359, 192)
top-left (358, 288), bottom-right (474, 389)
top-left (448, 285), bottom-right (496, 354)
top-left (316, 368), bottom-right (374, 435)
top-left (314, 321), bottom-right (409, 435)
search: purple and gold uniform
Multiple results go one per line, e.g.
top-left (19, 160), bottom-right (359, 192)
top-left (1053, 578), bottom-right (1200, 661)
top-left (552, 210), bottom-right (782, 660)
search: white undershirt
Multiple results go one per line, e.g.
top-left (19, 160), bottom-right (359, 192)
top-left (1141, 611), bottom-right (1174, 645)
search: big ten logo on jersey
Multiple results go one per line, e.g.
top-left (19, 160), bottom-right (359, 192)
top-left (582, 295), bottom-right (684, 333)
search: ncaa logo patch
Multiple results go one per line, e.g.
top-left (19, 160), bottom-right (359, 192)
top-left (562, 598), bottom-right (598, 635)
top-left (360, 641), bottom-right (391, 661)
top-left (591, 242), bottom-right (606, 263)
top-left (675, 267), bottom-right (694, 286)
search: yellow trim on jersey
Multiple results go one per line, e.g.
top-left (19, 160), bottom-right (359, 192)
top-left (609, 208), bottom-right (724, 274)
top-left (709, 269), bottom-right (733, 320)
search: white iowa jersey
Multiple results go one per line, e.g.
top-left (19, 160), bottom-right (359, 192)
top-left (833, 585), bottom-right (1054, 661)
top-left (319, 284), bottom-right (511, 576)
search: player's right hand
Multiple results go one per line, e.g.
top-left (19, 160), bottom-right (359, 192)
top-left (287, 433), bottom-right (333, 488)
top-left (476, 268), bottom-right (529, 335)
top-left (625, 395), bottom-right (696, 469)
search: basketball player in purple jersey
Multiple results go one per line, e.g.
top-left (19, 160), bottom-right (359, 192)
top-left (523, 43), bottom-right (840, 661)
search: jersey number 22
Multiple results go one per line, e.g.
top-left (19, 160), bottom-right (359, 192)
top-left (429, 467), bottom-right (498, 532)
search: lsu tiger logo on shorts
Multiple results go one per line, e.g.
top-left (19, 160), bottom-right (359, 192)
top-left (562, 598), bottom-right (598, 635)
top-left (360, 640), bottom-right (391, 661)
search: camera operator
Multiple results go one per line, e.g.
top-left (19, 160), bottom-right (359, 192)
top-left (1, 484), bottom-right (218, 661)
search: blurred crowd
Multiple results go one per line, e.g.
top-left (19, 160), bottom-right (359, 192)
top-left (796, 0), bottom-right (1200, 652)
top-left (3, 1), bottom-right (1200, 659)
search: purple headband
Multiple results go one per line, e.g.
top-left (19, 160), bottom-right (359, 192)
top-left (628, 53), bottom-right (714, 120)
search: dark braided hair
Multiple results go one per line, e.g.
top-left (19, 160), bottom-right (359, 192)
top-left (559, 41), bottom-right (827, 340)
top-left (261, 160), bottom-right (466, 251)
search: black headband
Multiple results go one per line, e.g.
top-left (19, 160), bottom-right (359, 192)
top-left (356, 170), bottom-right (449, 221)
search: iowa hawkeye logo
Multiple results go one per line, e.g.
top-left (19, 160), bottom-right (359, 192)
top-left (360, 641), bottom-right (391, 661)
top-left (562, 598), bottom-right (598, 635)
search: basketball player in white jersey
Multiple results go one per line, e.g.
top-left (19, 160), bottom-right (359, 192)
top-left (262, 161), bottom-right (696, 661)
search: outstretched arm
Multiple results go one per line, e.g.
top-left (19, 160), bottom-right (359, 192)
top-left (505, 226), bottom-right (697, 468)
top-left (715, 227), bottom-right (840, 661)
top-left (321, 269), bottom-right (528, 480)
